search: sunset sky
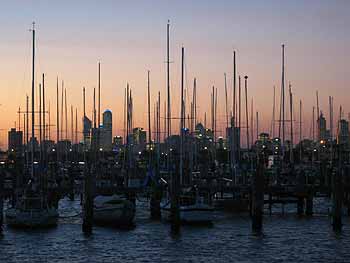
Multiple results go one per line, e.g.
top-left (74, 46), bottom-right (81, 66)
top-left (0, 0), bottom-right (349, 149)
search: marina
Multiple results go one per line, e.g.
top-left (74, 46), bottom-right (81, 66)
top-left (0, 1), bottom-right (350, 262)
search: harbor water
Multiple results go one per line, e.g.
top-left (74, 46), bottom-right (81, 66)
top-left (0, 198), bottom-right (350, 262)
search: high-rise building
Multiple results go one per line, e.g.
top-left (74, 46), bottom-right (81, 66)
top-left (8, 128), bottom-right (23, 152)
top-left (338, 119), bottom-right (349, 146)
top-left (83, 116), bottom-right (92, 149)
top-left (318, 113), bottom-right (327, 140)
top-left (133, 127), bottom-right (146, 145)
top-left (101, 110), bottom-right (112, 151)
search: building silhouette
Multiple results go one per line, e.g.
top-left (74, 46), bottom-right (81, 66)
top-left (338, 119), bottom-right (349, 146)
top-left (8, 128), bottom-right (23, 152)
top-left (101, 110), bottom-right (112, 151)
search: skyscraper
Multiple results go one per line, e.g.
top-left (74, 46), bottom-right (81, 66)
top-left (101, 109), bottom-right (112, 151)
top-left (83, 116), bottom-right (92, 149)
top-left (8, 128), bottom-right (23, 152)
top-left (318, 113), bottom-right (327, 141)
top-left (338, 119), bottom-right (349, 146)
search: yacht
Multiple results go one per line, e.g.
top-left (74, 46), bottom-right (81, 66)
top-left (6, 184), bottom-right (58, 228)
top-left (161, 187), bottom-right (214, 224)
top-left (93, 195), bottom-right (135, 226)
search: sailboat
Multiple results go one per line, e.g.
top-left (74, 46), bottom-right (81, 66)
top-left (93, 194), bottom-right (135, 226)
top-left (6, 23), bottom-right (59, 228)
top-left (161, 46), bottom-right (214, 224)
top-left (161, 186), bottom-right (214, 224)
top-left (91, 64), bottom-right (135, 227)
top-left (6, 179), bottom-right (58, 228)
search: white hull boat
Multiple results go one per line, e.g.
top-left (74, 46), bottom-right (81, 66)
top-left (5, 194), bottom-right (58, 228)
top-left (93, 195), bottom-right (135, 226)
top-left (161, 189), bottom-right (214, 224)
top-left (162, 203), bottom-right (214, 224)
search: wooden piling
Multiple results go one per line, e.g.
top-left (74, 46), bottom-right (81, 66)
top-left (0, 168), bottom-right (3, 232)
top-left (297, 197), bottom-right (304, 216)
top-left (82, 163), bottom-right (93, 235)
top-left (170, 153), bottom-right (180, 233)
top-left (150, 187), bottom-right (162, 220)
top-left (252, 156), bottom-right (264, 233)
top-left (68, 166), bottom-right (74, 201)
top-left (332, 167), bottom-right (343, 232)
top-left (305, 195), bottom-right (313, 216)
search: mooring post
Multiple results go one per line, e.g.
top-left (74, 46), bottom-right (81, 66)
top-left (150, 166), bottom-right (162, 220)
top-left (296, 169), bottom-right (306, 216)
top-left (68, 166), bottom-right (74, 201)
top-left (252, 156), bottom-right (264, 233)
top-left (344, 165), bottom-right (350, 216)
top-left (170, 152), bottom-right (180, 233)
top-left (297, 197), bottom-right (304, 216)
top-left (332, 167), bottom-right (343, 232)
top-left (0, 168), bottom-right (4, 232)
top-left (82, 163), bottom-right (93, 235)
top-left (305, 187), bottom-right (313, 216)
top-left (150, 187), bottom-right (162, 220)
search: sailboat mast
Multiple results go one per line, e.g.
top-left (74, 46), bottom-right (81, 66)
top-left (289, 83), bottom-right (293, 163)
top-left (71, 105), bottom-right (73, 143)
top-left (256, 111), bottom-right (259, 141)
top-left (123, 87), bottom-right (126, 143)
top-left (98, 62), bottom-right (101, 146)
top-left (42, 74), bottom-right (45, 142)
top-left (239, 76), bottom-right (241, 131)
top-left (250, 98), bottom-right (253, 146)
top-left (215, 87), bottom-right (217, 143)
top-left (279, 44), bottom-right (286, 145)
top-left (194, 78), bottom-right (197, 130)
top-left (31, 22), bottom-right (35, 177)
top-left (65, 88), bottom-right (67, 140)
top-left (166, 20), bottom-right (171, 141)
top-left (83, 87), bottom-right (86, 149)
top-left (39, 83), bottom-right (42, 145)
top-left (299, 100), bottom-right (302, 161)
top-left (233, 50), bottom-right (236, 127)
top-left (211, 88), bottom-right (214, 132)
top-left (180, 46), bottom-right (184, 185)
top-left (224, 73), bottom-right (229, 137)
top-left (238, 76), bottom-right (241, 160)
top-left (83, 87), bottom-right (86, 118)
top-left (158, 91), bottom-right (161, 145)
top-left (316, 91), bottom-right (319, 140)
top-left (75, 108), bottom-right (78, 144)
top-left (147, 70), bottom-right (151, 144)
top-left (26, 95), bottom-right (29, 145)
top-left (48, 102), bottom-right (51, 141)
top-left (56, 77), bottom-right (59, 143)
top-left (329, 96), bottom-right (332, 142)
top-left (244, 76), bottom-right (249, 150)
top-left (61, 82), bottom-right (64, 141)
top-left (312, 106), bottom-right (315, 141)
top-left (93, 88), bottom-right (96, 129)
top-left (272, 85), bottom-right (275, 138)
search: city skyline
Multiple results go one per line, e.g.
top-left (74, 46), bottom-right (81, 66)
top-left (0, 0), bottom-right (349, 148)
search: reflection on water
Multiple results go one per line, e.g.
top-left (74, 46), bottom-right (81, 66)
top-left (0, 197), bottom-right (349, 262)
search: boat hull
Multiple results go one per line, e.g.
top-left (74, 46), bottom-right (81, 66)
top-left (93, 199), bottom-right (135, 226)
top-left (5, 208), bottom-right (58, 228)
top-left (161, 204), bottom-right (214, 224)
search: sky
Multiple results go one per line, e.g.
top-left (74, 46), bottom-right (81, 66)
top-left (0, 0), bottom-right (349, 149)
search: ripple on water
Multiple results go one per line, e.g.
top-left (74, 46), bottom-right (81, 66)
top-left (0, 198), bottom-right (350, 262)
